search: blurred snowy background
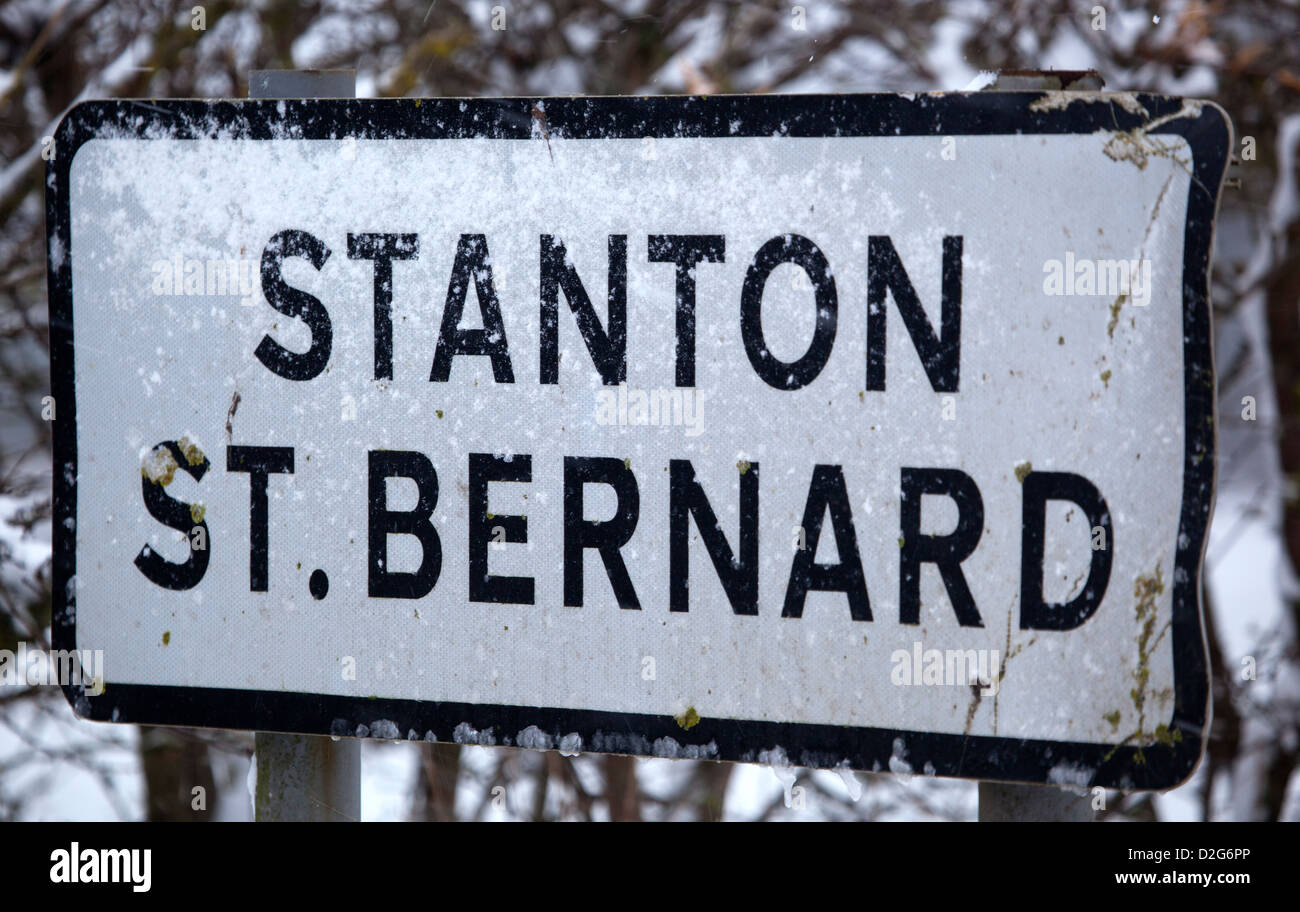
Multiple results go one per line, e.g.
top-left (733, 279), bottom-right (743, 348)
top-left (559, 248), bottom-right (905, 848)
top-left (1, 0), bottom-right (1297, 821)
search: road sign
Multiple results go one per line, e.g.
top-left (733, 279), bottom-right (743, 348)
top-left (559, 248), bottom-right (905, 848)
top-left (47, 93), bottom-right (1229, 788)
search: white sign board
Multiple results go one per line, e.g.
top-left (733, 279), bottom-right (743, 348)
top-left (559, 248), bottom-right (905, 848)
top-left (47, 94), bottom-right (1229, 787)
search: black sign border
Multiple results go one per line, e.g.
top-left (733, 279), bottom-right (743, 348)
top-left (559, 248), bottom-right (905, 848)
top-left (47, 93), bottom-right (1228, 789)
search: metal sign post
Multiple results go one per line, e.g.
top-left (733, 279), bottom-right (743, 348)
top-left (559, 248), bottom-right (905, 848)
top-left (247, 68), bottom-right (361, 824)
top-left (979, 780), bottom-right (1095, 821)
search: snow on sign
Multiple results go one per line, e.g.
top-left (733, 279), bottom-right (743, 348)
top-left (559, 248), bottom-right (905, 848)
top-left (47, 94), bottom-right (1229, 789)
